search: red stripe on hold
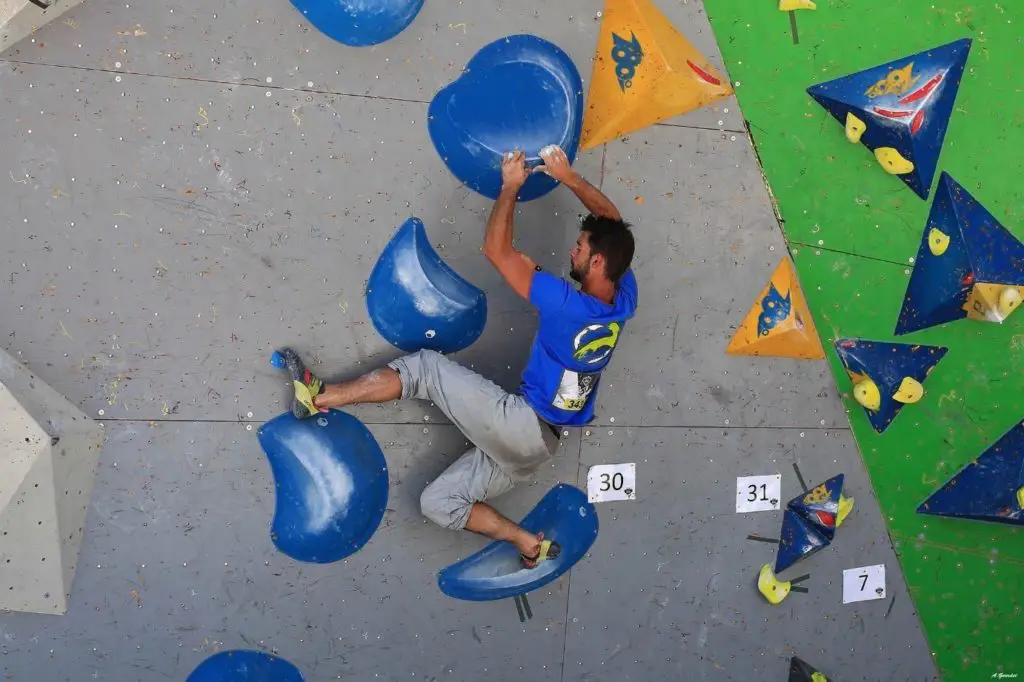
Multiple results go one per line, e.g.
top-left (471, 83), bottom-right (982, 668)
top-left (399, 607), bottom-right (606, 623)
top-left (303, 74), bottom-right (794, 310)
top-left (815, 510), bottom-right (836, 528)
top-left (911, 109), bottom-right (924, 134)
top-left (900, 73), bottom-right (943, 105)
top-left (872, 107), bottom-right (913, 119)
top-left (687, 60), bottom-right (721, 85)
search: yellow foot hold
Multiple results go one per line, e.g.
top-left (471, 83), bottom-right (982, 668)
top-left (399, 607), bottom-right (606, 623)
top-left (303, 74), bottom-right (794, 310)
top-left (853, 378), bottom-right (881, 411)
top-left (836, 494), bottom-right (855, 527)
top-left (892, 376), bottom-right (924, 404)
top-left (928, 227), bottom-right (950, 256)
top-left (758, 564), bottom-right (791, 604)
top-left (811, 673), bottom-right (829, 682)
top-left (779, 0), bottom-right (817, 10)
top-left (1017, 486), bottom-right (1024, 510)
top-left (998, 287), bottom-right (1022, 318)
top-left (845, 112), bottom-right (866, 144)
top-left (875, 147), bottom-right (915, 175)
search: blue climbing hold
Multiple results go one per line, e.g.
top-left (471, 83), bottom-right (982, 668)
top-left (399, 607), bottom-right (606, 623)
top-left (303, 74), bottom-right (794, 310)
top-left (774, 474), bottom-right (846, 573)
top-left (257, 409), bottom-right (388, 563)
top-left (896, 172), bottom-right (1024, 335)
top-left (187, 650), bottom-right (304, 682)
top-left (807, 38), bottom-right (971, 200)
top-left (438, 483), bottom-right (598, 601)
top-left (789, 656), bottom-right (828, 682)
top-left (917, 419), bottom-right (1024, 526)
top-left (775, 508), bottom-right (829, 574)
top-left (834, 338), bottom-right (948, 434)
top-left (289, 0), bottom-right (424, 47)
top-left (787, 473), bottom-right (844, 542)
top-left (366, 217), bottom-right (487, 354)
top-left (428, 34), bottom-right (583, 201)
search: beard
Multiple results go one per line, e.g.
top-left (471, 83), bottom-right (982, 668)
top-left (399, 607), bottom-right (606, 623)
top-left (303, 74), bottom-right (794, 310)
top-left (569, 259), bottom-right (588, 283)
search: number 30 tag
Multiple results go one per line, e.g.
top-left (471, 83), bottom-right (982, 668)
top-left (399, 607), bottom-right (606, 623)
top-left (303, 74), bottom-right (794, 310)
top-left (587, 463), bottom-right (636, 503)
top-left (735, 474), bottom-right (782, 513)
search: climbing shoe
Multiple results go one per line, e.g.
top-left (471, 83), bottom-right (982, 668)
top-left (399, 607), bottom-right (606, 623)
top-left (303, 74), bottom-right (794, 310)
top-left (271, 347), bottom-right (325, 419)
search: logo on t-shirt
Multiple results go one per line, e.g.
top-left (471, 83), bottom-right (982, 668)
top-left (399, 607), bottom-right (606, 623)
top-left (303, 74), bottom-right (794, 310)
top-left (572, 322), bottom-right (622, 365)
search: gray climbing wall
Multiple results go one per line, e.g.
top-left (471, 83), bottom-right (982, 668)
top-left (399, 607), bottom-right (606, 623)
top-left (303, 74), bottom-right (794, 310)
top-left (0, 0), bottom-right (939, 680)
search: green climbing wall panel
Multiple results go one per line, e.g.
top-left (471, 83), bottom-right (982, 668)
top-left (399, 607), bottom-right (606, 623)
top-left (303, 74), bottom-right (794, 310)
top-left (704, 1), bottom-right (1024, 679)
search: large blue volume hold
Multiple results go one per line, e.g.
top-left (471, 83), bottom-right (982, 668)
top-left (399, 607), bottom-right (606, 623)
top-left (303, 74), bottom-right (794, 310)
top-left (438, 483), bottom-right (598, 601)
top-left (428, 35), bottom-right (583, 201)
top-left (896, 172), bottom-right (1024, 335)
top-left (187, 650), bottom-right (304, 682)
top-left (918, 419), bottom-right (1024, 526)
top-left (257, 410), bottom-right (388, 563)
top-left (807, 38), bottom-right (971, 200)
top-left (366, 217), bottom-right (487, 354)
top-left (289, 0), bottom-right (424, 47)
top-left (834, 338), bottom-right (948, 434)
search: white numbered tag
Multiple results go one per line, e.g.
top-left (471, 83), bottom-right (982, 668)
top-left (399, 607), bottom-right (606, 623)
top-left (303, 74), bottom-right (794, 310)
top-left (587, 463), bottom-right (636, 503)
top-left (735, 474), bottom-right (781, 513)
top-left (842, 564), bottom-right (886, 604)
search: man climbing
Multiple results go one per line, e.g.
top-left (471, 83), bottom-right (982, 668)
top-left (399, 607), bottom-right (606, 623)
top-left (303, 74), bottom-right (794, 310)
top-left (275, 145), bottom-right (638, 568)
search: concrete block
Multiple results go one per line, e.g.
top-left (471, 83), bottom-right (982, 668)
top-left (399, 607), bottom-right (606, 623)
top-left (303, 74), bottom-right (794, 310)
top-left (1, 0), bottom-right (87, 53)
top-left (0, 347), bottom-right (104, 614)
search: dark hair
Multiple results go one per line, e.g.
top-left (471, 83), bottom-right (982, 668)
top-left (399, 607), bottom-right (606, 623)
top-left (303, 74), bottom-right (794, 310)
top-left (581, 214), bottom-right (635, 283)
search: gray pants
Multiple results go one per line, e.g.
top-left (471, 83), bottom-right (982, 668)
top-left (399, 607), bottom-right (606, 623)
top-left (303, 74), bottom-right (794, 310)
top-left (387, 350), bottom-right (560, 530)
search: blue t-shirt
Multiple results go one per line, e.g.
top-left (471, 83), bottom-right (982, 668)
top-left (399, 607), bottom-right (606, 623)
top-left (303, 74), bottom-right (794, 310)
top-left (519, 268), bottom-right (639, 426)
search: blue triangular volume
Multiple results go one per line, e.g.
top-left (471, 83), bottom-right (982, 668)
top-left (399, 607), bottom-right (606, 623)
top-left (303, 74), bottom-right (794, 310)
top-left (428, 35), bottom-right (583, 201)
top-left (438, 483), bottom-right (599, 601)
top-left (896, 172), bottom-right (1024, 335)
top-left (788, 473), bottom-right (844, 541)
top-left (789, 657), bottom-right (827, 682)
top-left (366, 217), bottom-right (487, 354)
top-left (834, 338), bottom-right (948, 434)
top-left (896, 173), bottom-right (974, 334)
top-left (807, 38), bottom-right (972, 200)
top-left (917, 419), bottom-right (1024, 526)
top-left (775, 508), bottom-right (829, 573)
top-left (944, 173), bottom-right (1024, 284)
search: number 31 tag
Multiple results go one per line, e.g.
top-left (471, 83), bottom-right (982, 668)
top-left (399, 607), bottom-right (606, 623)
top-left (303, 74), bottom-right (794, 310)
top-left (735, 474), bottom-right (782, 513)
top-left (587, 463), bottom-right (636, 503)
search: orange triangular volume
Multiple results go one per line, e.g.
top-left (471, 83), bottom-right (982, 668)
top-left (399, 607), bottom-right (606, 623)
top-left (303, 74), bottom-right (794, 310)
top-left (580, 0), bottom-right (734, 150)
top-left (726, 258), bottom-right (825, 360)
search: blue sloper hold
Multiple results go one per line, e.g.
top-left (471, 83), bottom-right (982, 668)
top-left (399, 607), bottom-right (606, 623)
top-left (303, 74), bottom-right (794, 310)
top-left (187, 650), bottom-right (304, 682)
top-left (289, 0), bottom-right (424, 47)
top-left (438, 483), bottom-right (598, 601)
top-left (257, 410), bottom-right (388, 563)
top-left (788, 473), bottom-right (844, 542)
top-left (807, 38), bottom-right (971, 200)
top-left (366, 217), bottom-right (487, 354)
top-left (917, 419), bottom-right (1024, 526)
top-left (834, 338), bottom-right (948, 434)
top-left (775, 508), bottom-right (829, 574)
top-left (896, 172), bottom-right (1024, 335)
top-left (428, 35), bottom-right (583, 202)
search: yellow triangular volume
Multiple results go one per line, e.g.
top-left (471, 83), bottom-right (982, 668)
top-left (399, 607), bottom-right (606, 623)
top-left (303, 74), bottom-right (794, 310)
top-left (580, 0), bottom-right (734, 150)
top-left (726, 258), bottom-right (825, 360)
